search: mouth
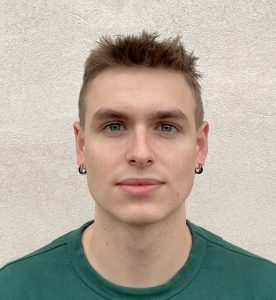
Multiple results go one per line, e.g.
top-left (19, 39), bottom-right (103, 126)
top-left (116, 178), bottom-right (164, 196)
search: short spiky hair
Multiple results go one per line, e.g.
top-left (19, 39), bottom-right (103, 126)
top-left (78, 31), bottom-right (203, 128)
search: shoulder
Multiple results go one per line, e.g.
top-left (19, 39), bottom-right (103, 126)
top-left (0, 229), bottom-right (71, 275)
top-left (188, 220), bottom-right (275, 267)
top-left (187, 220), bottom-right (276, 295)
top-left (0, 223), bottom-right (88, 299)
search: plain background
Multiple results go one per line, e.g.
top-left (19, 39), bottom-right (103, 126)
top-left (0, 0), bottom-right (275, 267)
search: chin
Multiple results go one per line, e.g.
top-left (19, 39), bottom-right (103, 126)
top-left (120, 218), bottom-right (163, 228)
top-left (116, 206), bottom-right (174, 227)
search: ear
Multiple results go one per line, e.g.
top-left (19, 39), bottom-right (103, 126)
top-left (73, 121), bottom-right (85, 166)
top-left (195, 121), bottom-right (209, 166)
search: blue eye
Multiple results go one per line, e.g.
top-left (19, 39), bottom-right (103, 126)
top-left (104, 123), bottom-right (122, 131)
top-left (160, 124), bottom-right (177, 132)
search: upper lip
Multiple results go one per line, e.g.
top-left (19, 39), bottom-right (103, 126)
top-left (117, 178), bottom-right (164, 185)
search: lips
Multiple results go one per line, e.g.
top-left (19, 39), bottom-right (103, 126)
top-left (116, 178), bottom-right (164, 196)
top-left (117, 178), bottom-right (164, 185)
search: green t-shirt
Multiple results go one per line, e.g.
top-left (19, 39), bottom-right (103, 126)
top-left (1, 220), bottom-right (275, 299)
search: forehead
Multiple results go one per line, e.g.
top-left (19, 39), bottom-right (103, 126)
top-left (85, 67), bottom-right (196, 123)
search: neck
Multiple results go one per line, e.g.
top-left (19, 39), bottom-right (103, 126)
top-left (82, 205), bottom-right (192, 288)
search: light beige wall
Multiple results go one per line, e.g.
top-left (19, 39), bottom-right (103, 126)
top-left (1, 0), bottom-right (275, 266)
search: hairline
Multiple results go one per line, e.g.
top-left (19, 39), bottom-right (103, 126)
top-left (79, 66), bottom-right (203, 130)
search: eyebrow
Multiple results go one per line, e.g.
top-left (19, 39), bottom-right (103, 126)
top-left (92, 108), bottom-right (189, 123)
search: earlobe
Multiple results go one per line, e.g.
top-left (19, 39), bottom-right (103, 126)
top-left (196, 121), bottom-right (209, 166)
top-left (73, 121), bottom-right (85, 166)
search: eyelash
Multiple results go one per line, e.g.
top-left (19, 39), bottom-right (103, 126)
top-left (102, 122), bottom-right (179, 133)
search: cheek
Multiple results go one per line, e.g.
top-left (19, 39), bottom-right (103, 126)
top-left (84, 143), bottom-right (121, 177)
top-left (168, 147), bottom-right (196, 172)
top-left (84, 148), bottom-right (110, 199)
top-left (167, 148), bottom-right (196, 193)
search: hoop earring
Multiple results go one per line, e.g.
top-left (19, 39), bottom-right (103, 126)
top-left (195, 163), bottom-right (203, 174)
top-left (78, 163), bottom-right (87, 175)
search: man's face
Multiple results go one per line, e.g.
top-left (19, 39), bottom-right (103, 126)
top-left (74, 67), bottom-right (208, 225)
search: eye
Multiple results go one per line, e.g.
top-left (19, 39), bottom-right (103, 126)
top-left (160, 124), bottom-right (177, 133)
top-left (103, 123), bottom-right (124, 132)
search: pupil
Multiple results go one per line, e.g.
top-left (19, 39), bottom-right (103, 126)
top-left (110, 124), bottom-right (120, 131)
top-left (162, 124), bottom-right (171, 132)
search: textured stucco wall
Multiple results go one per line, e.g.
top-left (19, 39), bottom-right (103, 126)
top-left (1, 0), bottom-right (275, 266)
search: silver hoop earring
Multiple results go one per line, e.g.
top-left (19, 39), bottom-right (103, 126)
top-left (78, 163), bottom-right (87, 175)
top-left (195, 163), bottom-right (203, 174)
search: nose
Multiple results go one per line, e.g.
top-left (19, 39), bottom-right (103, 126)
top-left (126, 127), bottom-right (155, 168)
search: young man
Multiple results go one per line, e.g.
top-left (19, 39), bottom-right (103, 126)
top-left (1, 31), bottom-right (275, 299)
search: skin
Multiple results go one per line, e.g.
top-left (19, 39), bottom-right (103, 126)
top-left (73, 66), bottom-right (209, 287)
